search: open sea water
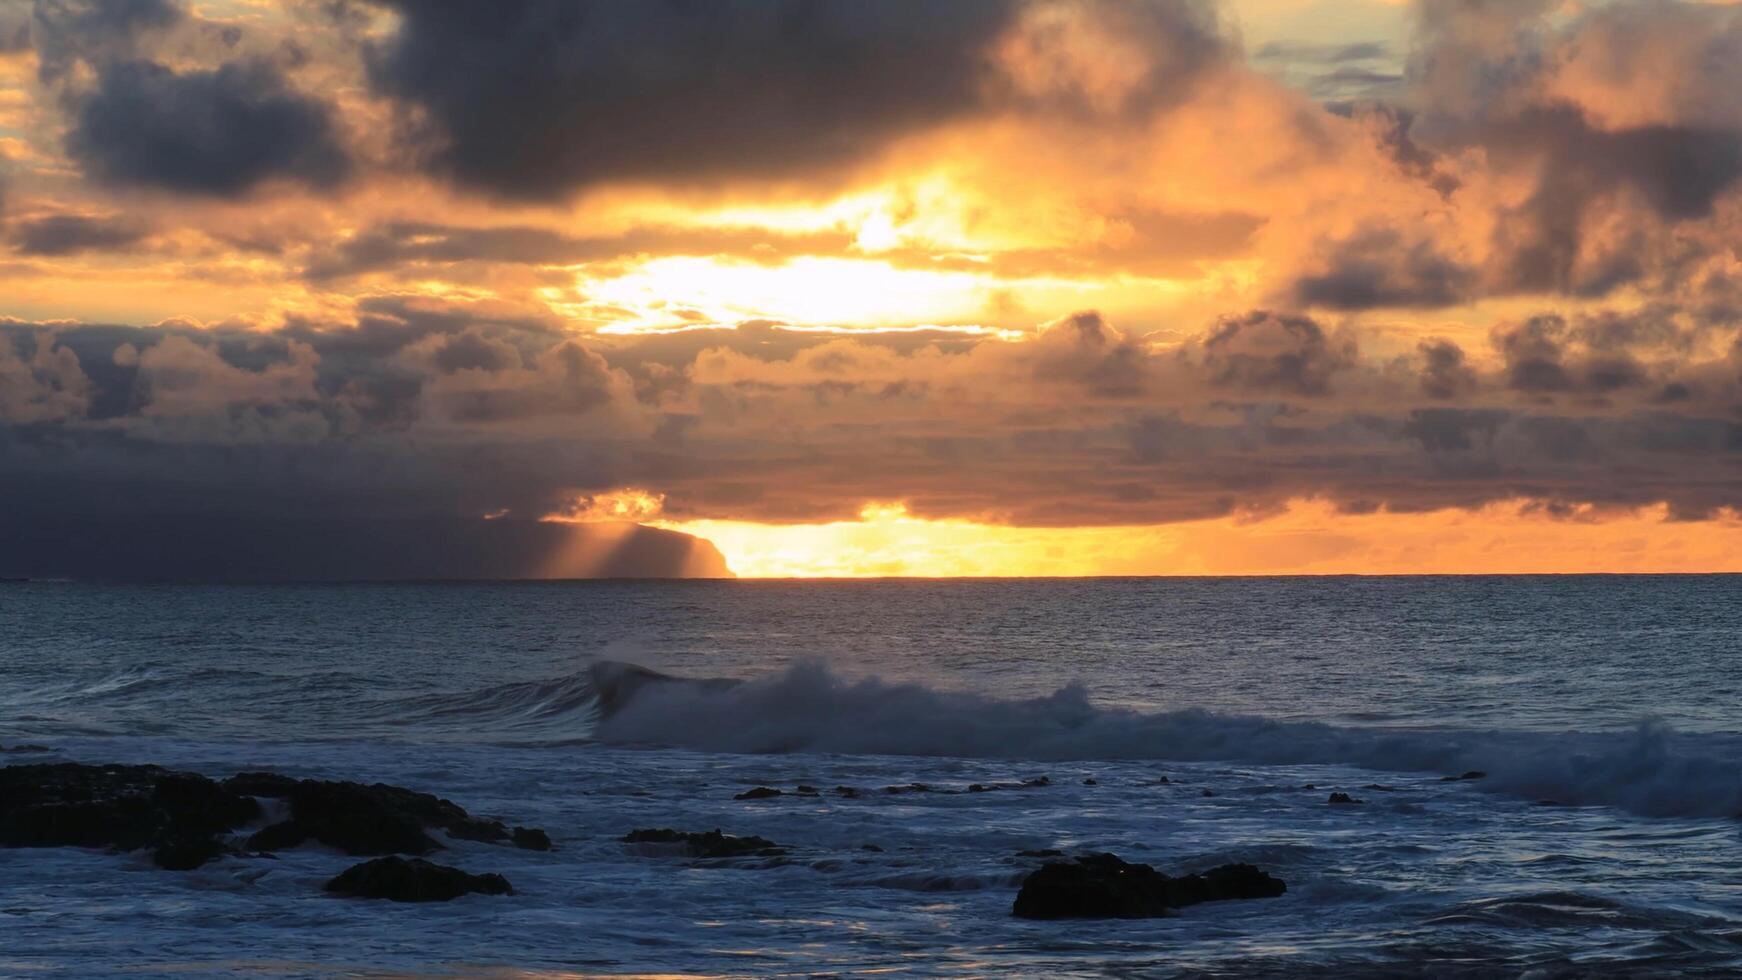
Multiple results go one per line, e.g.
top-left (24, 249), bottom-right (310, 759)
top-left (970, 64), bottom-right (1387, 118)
top-left (2, 576), bottom-right (1741, 977)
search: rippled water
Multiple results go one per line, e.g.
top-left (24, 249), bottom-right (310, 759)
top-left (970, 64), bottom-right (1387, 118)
top-left (3, 577), bottom-right (1741, 976)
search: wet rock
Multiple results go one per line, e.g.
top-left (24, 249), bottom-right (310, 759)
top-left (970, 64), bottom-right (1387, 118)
top-left (1024, 776), bottom-right (1051, 788)
top-left (232, 775), bottom-right (551, 858)
top-left (246, 820), bottom-right (308, 852)
top-left (795, 785), bottom-right (820, 796)
top-left (222, 772), bottom-right (300, 797)
top-left (1364, 784), bottom-right (1396, 793)
top-left (622, 828), bottom-right (786, 858)
top-left (1082, 778), bottom-right (1098, 786)
top-left (324, 856), bottom-right (513, 902)
top-left (0, 763), bottom-right (261, 870)
top-left (861, 843), bottom-right (884, 852)
top-left (734, 786), bottom-right (782, 801)
top-left (152, 836), bottom-right (226, 871)
top-left (2, 763), bottom-right (553, 875)
top-left (834, 786), bottom-right (861, 799)
top-left (1442, 771), bottom-right (1488, 782)
top-left (1012, 853), bottom-right (1286, 919)
top-left (884, 783), bottom-right (931, 795)
top-left (511, 826), bottom-right (552, 851)
top-left (1301, 783), bottom-right (1316, 790)
top-left (1327, 792), bottom-right (1364, 805)
top-left (1017, 848), bottom-right (1064, 858)
top-left (1200, 789), bottom-right (1216, 798)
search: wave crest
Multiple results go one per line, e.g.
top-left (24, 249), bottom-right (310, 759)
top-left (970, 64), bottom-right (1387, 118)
top-left (595, 660), bottom-right (1742, 820)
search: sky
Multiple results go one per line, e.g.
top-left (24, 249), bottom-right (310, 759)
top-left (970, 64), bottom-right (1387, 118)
top-left (3, 0), bottom-right (1742, 578)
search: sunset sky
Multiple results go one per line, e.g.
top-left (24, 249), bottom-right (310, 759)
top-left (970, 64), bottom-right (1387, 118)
top-left (5, 0), bottom-right (1742, 578)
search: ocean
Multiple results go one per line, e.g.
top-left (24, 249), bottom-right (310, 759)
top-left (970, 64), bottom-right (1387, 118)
top-left (3, 577), bottom-right (1741, 977)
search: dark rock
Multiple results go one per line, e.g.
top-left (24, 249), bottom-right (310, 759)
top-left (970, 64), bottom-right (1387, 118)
top-left (861, 843), bottom-right (884, 852)
top-left (283, 780), bottom-right (445, 856)
top-left (1201, 789), bottom-right (1216, 798)
top-left (246, 820), bottom-right (308, 852)
top-left (794, 785), bottom-right (819, 796)
top-left (1364, 784), bottom-right (1396, 792)
top-left (1163, 862), bottom-right (1289, 906)
top-left (1441, 771), bottom-right (1488, 782)
top-left (511, 826), bottom-right (552, 851)
top-left (153, 836), bottom-right (226, 871)
top-left (1017, 848), bottom-right (1064, 858)
top-left (1, 763), bottom-right (552, 874)
top-left (968, 783), bottom-right (990, 792)
top-left (1011, 852), bottom-right (1285, 919)
top-left (1083, 778), bottom-right (1097, 786)
top-left (622, 828), bottom-right (786, 858)
top-left (446, 817), bottom-right (511, 843)
top-left (324, 856), bottom-right (513, 902)
top-left (1327, 792), bottom-right (1364, 805)
top-left (0, 763), bottom-right (260, 869)
top-left (734, 786), bottom-right (782, 801)
top-left (884, 783), bottom-right (930, 794)
top-left (1301, 783), bottom-right (1316, 790)
top-left (1024, 776), bottom-right (1051, 788)
top-left (834, 786), bottom-right (861, 799)
top-left (222, 772), bottom-right (300, 797)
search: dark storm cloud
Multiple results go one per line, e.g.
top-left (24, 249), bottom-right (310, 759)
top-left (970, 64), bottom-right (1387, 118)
top-left (66, 58), bottom-right (348, 195)
top-left (1198, 311), bottom-right (1355, 396)
top-left (8, 213), bottom-right (148, 255)
top-left (362, 0), bottom-right (1018, 198)
top-left (363, 0), bottom-right (1227, 199)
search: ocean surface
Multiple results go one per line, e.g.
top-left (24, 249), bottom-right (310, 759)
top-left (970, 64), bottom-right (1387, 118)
top-left (3, 576), bottom-right (1741, 977)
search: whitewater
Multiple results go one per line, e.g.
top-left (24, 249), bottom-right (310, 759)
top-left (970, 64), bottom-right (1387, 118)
top-left (3, 577), bottom-right (1741, 976)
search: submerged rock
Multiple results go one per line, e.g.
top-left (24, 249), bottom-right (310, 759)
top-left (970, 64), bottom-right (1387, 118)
top-left (325, 856), bottom-right (513, 902)
top-left (734, 786), bottom-right (783, 801)
top-left (1012, 853), bottom-right (1286, 920)
top-left (622, 827), bottom-right (786, 858)
top-left (1442, 771), bottom-right (1488, 782)
top-left (1327, 792), bottom-right (1364, 805)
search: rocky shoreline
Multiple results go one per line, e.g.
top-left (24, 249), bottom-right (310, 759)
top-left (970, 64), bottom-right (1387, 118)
top-left (2, 758), bottom-right (1296, 915)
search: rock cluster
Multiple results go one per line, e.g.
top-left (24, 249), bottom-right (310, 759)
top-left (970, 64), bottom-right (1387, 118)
top-left (0, 762), bottom-right (548, 901)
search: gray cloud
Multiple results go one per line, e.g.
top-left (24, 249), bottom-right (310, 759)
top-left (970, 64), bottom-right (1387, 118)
top-left (364, 0), bottom-right (1227, 199)
top-left (8, 213), bottom-right (149, 255)
top-left (67, 58), bottom-right (348, 195)
top-left (1198, 311), bottom-right (1356, 396)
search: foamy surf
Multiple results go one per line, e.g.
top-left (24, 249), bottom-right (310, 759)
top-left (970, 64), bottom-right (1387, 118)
top-left (591, 659), bottom-right (1742, 819)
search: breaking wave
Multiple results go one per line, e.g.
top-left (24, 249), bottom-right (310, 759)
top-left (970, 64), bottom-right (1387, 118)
top-left (591, 660), bottom-right (1742, 820)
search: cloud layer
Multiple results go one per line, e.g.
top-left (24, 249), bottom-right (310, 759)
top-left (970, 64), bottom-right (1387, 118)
top-left (1, 0), bottom-right (1740, 576)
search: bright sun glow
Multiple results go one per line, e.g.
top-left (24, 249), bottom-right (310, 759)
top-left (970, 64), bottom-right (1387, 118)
top-left (654, 500), bottom-right (1742, 578)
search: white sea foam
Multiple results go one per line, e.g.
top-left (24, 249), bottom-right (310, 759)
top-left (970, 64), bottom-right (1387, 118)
top-left (594, 660), bottom-right (1742, 819)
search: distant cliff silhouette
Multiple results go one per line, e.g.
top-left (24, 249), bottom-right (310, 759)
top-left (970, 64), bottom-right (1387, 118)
top-left (0, 516), bottom-right (732, 581)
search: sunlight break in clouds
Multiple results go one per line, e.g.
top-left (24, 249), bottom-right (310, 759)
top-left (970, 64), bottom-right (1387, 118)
top-left (4, 0), bottom-right (1742, 578)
